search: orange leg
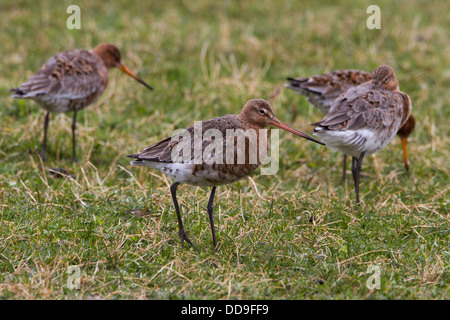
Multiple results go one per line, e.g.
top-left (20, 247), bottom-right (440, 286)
top-left (401, 137), bottom-right (409, 173)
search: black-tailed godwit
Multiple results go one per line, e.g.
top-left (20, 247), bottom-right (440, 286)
top-left (128, 99), bottom-right (324, 250)
top-left (286, 69), bottom-right (415, 176)
top-left (311, 66), bottom-right (412, 205)
top-left (11, 43), bottom-right (153, 162)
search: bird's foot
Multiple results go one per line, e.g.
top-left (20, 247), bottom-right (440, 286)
top-left (178, 229), bottom-right (196, 250)
top-left (353, 199), bottom-right (363, 211)
top-left (404, 163), bottom-right (411, 175)
top-left (49, 168), bottom-right (75, 179)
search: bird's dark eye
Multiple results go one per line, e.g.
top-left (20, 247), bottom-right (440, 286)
top-left (384, 77), bottom-right (389, 83)
top-left (259, 109), bottom-right (265, 114)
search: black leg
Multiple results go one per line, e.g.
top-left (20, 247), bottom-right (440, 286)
top-left (170, 182), bottom-right (195, 249)
top-left (351, 152), bottom-right (366, 205)
top-left (351, 156), bottom-right (357, 203)
top-left (340, 154), bottom-right (347, 184)
top-left (41, 112), bottom-right (50, 161)
top-left (71, 110), bottom-right (78, 162)
top-left (207, 187), bottom-right (217, 251)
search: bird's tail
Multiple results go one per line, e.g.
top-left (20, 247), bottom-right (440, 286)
top-left (10, 88), bottom-right (26, 98)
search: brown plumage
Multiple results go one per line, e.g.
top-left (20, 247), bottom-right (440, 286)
top-left (286, 70), bottom-right (372, 113)
top-left (11, 43), bottom-right (153, 162)
top-left (128, 99), bottom-right (324, 250)
top-left (286, 69), bottom-right (416, 175)
top-left (312, 65), bottom-right (412, 205)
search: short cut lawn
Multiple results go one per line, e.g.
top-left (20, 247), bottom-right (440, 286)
top-left (0, 0), bottom-right (448, 299)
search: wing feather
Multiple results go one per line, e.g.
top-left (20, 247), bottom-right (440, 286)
top-left (314, 83), bottom-right (410, 134)
top-left (11, 50), bottom-right (108, 101)
top-left (128, 115), bottom-right (245, 164)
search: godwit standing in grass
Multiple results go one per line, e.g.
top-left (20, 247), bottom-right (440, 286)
top-left (311, 65), bottom-right (412, 205)
top-left (11, 43), bottom-right (153, 162)
top-left (286, 69), bottom-right (416, 176)
top-left (128, 99), bottom-right (324, 250)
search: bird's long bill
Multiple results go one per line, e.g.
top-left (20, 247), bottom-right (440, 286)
top-left (401, 137), bottom-right (410, 172)
top-left (118, 63), bottom-right (153, 91)
top-left (271, 118), bottom-right (325, 145)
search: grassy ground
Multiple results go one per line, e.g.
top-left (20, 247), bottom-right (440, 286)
top-left (0, 0), bottom-right (448, 299)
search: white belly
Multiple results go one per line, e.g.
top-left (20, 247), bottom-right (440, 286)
top-left (130, 160), bottom-right (245, 187)
top-left (314, 128), bottom-right (396, 158)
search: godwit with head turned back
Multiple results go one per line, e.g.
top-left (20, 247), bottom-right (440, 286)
top-left (286, 69), bottom-right (416, 176)
top-left (128, 99), bottom-right (324, 250)
top-left (312, 65), bottom-right (412, 205)
top-left (11, 43), bottom-right (153, 162)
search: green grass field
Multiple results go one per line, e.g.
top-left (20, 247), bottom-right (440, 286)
top-left (0, 0), bottom-right (448, 300)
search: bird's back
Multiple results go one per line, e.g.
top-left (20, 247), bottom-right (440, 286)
top-left (11, 49), bottom-right (109, 113)
top-left (286, 70), bottom-right (372, 114)
top-left (313, 82), bottom-right (412, 157)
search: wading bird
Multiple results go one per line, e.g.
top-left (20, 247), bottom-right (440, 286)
top-left (286, 69), bottom-right (415, 177)
top-left (312, 65), bottom-right (412, 205)
top-left (128, 99), bottom-right (324, 250)
top-left (11, 43), bottom-right (153, 162)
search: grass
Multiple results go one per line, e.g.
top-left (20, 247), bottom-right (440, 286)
top-left (0, 0), bottom-right (448, 299)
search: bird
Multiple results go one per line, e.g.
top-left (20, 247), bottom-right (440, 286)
top-left (311, 65), bottom-right (412, 205)
top-left (286, 69), bottom-right (416, 177)
top-left (127, 99), bottom-right (325, 250)
top-left (11, 43), bottom-right (153, 162)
